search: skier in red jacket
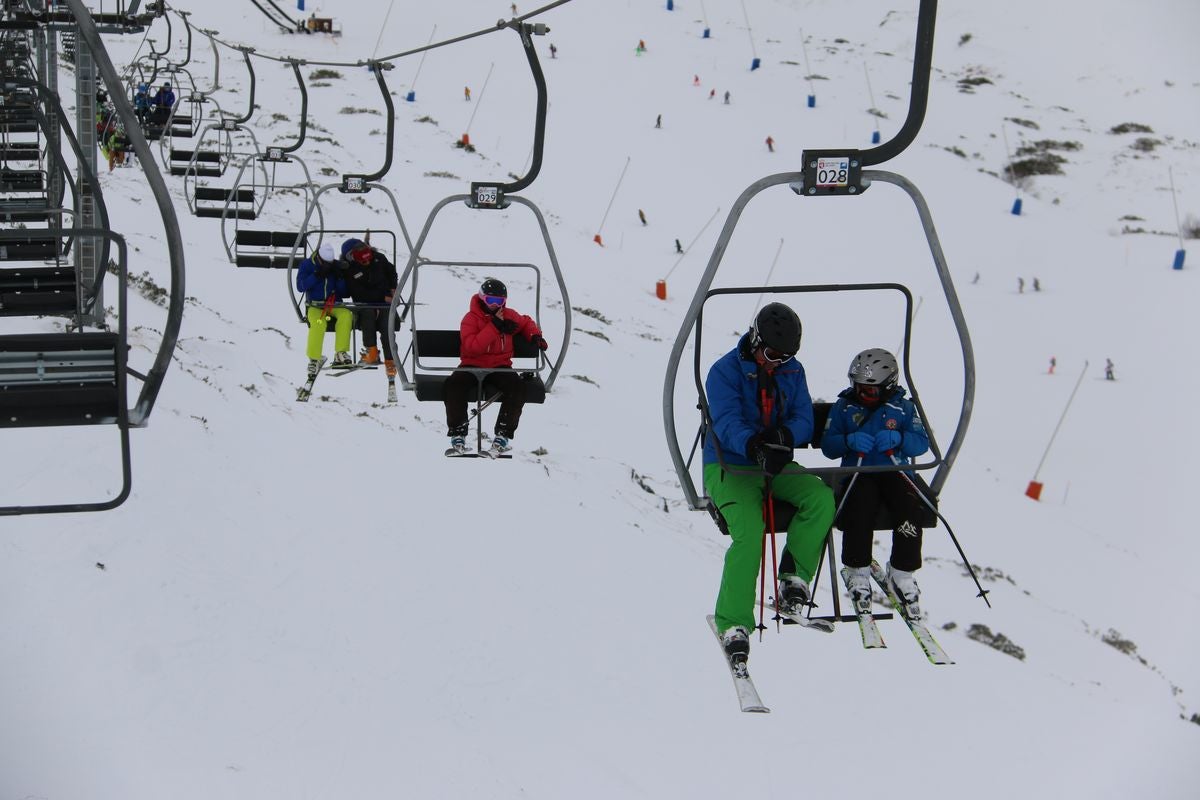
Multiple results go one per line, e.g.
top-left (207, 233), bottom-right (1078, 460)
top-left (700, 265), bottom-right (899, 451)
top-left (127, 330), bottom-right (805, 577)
top-left (444, 278), bottom-right (548, 457)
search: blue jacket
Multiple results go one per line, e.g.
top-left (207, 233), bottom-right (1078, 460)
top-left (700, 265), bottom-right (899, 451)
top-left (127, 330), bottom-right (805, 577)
top-left (152, 88), bottom-right (176, 108)
top-left (821, 386), bottom-right (930, 466)
top-left (295, 252), bottom-right (348, 303)
top-left (703, 334), bottom-right (815, 467)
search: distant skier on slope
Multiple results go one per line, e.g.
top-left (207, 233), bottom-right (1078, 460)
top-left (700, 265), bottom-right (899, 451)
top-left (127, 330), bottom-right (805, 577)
top-left (821, 349), bottom-right (930, 618)
top-left (704, 303), bottom-right (834, 663)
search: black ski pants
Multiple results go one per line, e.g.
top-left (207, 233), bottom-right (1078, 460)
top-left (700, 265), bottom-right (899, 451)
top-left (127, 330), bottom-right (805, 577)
top-left (837, 472), bottom-right (924, 572)
top-left (444, 369), bottom-right (526, 439)
top-left (356, 308), bottom-right (394, 360)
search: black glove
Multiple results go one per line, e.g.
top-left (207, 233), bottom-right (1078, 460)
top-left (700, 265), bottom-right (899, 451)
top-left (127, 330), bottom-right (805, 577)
top-left (314, 259), bottom-right (332, 278)
top-left (491, 315), bottom-right (519, 334)
top-left (530, 335), bottom-right (549, 351)
top-left (747, 427), bottom-right (794, 475)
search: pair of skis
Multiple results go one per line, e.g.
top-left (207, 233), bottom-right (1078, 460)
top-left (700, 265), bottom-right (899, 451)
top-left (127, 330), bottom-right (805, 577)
top-left (711, 561), bottom-right (952, 713)
top-left (296, 358), bottom-right (398, 404)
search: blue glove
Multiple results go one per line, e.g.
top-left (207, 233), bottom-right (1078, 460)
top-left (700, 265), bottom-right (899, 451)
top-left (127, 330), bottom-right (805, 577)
top-left (846, 431), bottom-right (875, 455)
top-left (875, 430), bottom-right (902, 453)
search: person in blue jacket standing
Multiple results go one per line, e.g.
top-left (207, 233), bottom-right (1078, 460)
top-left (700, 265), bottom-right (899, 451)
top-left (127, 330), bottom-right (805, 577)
top-left (704, 302), bottom-right (835, 663)
top-left (822, 348), bottom-right (930, 616)
top-left (296, 241), bottom-right (354, 377)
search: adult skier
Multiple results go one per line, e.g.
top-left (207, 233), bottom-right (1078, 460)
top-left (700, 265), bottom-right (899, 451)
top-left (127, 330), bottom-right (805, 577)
top-left (444, 278), bottom-right (548, 457)
top-left (704, 303), bottom-right (834, 662)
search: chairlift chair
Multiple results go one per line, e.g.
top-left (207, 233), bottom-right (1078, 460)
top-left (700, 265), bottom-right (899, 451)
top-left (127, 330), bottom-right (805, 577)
top-left (286, 62), bottom-right (414, 363)
top-left (388, 20), bottom-right (571, 434)
top-left (662, 0), bottom-right (975, 622)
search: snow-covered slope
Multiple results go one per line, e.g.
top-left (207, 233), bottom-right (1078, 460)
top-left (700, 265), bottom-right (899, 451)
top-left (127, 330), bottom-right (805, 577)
top-left (1, 1), bottom-right (1197, 797)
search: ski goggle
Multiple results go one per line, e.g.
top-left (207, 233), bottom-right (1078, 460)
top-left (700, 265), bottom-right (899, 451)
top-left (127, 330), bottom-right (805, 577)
top-left (482, 294), bottom-right (506, 308)
top-left (855, 384), bottom-right (881, 401)
top-left (351, 247), bottom-right (373, 266)
top-left (762, 346), bottom-right (792, 364)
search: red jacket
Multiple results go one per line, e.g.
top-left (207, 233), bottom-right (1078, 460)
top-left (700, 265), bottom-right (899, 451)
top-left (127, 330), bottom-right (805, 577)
top-left (459, 294), bottom-right (541, 369)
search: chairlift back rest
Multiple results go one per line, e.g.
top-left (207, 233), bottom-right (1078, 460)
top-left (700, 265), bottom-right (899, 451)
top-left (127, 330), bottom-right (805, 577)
top-left (0, 169), bottom-right (43, 191)
top-left (0, 332), bottom-right (121, 427)
top-left (412, 329), bottom-right (546, 404)
top-left (0, 265), bottom-right (75, 314)
top-left (0, 235), bottom-right (62, 262)
top-left (235, 229), bottom-right (303, 249)
top-left (194, 186), bottom-right (254, 203)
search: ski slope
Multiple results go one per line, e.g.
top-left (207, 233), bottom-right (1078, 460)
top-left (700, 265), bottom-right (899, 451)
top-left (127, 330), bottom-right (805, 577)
top-left (1, 1), bottom-right (1197, 797)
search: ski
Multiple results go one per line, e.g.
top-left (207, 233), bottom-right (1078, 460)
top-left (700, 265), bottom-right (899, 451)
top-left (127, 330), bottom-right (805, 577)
top-left (772, 604), bottom-right (836, 633)
top-left (296, 357), bottom-right (327, 402)
top-left (386, 380), bottom-right (397, 404)
top-left (841, 568), bottom-right (886, 649)
top-left (328, 363), bottom-right (379, 377)
top-left (706, 615), bottom-right (769, 713)
top-left (869, 560), bottom-right (953, 665)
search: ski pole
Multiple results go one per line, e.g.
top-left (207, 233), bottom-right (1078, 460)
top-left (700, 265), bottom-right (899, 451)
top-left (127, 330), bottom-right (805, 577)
top-left (764, 474), bottom-right (781, 632)
top-left (888, 453), bottom-right (991, 607)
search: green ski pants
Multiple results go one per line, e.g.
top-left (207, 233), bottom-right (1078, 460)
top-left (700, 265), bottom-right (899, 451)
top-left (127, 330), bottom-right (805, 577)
top-left (305, 305), bottom-right (354, 360)
top-left (705, 462), bottom-right (835, 634)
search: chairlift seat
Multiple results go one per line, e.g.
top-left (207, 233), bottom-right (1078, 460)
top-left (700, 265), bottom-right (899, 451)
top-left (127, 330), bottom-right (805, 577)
top-left (0, 197), bottom-right (56, 223)
top-left (0, 265), bottom-right (76, 314)
top-left (0, 332), bottom-right (120, 427)
top-left (234, 229), bottom-right (304, 269)
top-left (412, 329), bottom-right (546, 403)
top-left (707, 401), bottom-right (938, 535)
top-left (0, 233), bottom-right (62, 262)
top-left (195, 207), bottom-right (255, 220)
top-left (0, 169), bottom-right (44, 192)
top-left (0, 142), bottom-right (40, 161)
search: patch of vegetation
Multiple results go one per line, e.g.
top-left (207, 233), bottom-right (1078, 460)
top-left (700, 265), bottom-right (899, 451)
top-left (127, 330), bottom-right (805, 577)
top-left (569, 374), bottom-right (598, 386)
top-left (1101, 628), bottom-right (1148, 665)
top-left (1109, 122), bottom-right (1153, 134)
top-left (310, 135), bottom-right (340, 146)
top-left (415, 115), bottom-right (438, 124)
top-left (1006, 117), bottom-right (1039, 130)
top-left (630, 469), bottom-right (655, 494)
top-left (1006, 139), bottom-right (1081, 180)
top-left (107, 261), bottom-right (168, 306)
top-left (270, 112), bottom-right (289, 122)
top-left (576, 328), bottom-right (611, 342)
top-left (319, 167), bottom-right (337, 176)
top-left (1016, 139), bottom-right (1081, 155)
top-left (804, 73), bottom-right (830, 82)
top-left (1130, 137), bottom-right (1162, 152)
top-left (572, 306), bottom-right (611, 325)
top-left (867, 107), bottom-right (888, 119)
top-left (1119, 214), bottom-right (1145, 221)
top-left (957, 75), bottom-right (992, 92)
top-left (1008, 153), bottom-right (1067, 179)
top-left (941, 145), bottom-right (968, 158)
top-left (454, 140), bottom-right (477, 153)
top-left (340, 107), bottom-right (381, 116)
top-left (308, 69), bottom-right (342, 81)
top-left (958, 33), bottom-right (972, 46)
top-left (966, 624), bottom-right (1026, 660)
top-left (424, 170), bottom-right (459, 179)
top-left (1183, 214), bottom-right (1200, 239)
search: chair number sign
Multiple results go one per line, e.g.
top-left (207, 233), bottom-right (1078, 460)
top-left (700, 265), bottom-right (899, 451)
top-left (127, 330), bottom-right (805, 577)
top-left (815, 156), bottom-right (850, 190)
top-left (475, 185), bottom-right (499, 207)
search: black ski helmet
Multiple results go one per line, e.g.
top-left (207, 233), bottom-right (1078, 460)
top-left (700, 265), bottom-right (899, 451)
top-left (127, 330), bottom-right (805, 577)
top-left (848, 348), bottom-right (899, 391)
top-left (479, 277), bottom-right (507, 298)
top-left (750, 302), bottom-right (802, 356)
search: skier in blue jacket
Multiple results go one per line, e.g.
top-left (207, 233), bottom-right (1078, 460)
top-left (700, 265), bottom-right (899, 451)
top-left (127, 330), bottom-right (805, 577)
top-left (704, 302), bottom-right (835, 663)
top-left (822, 348), bottom-right (930, 616)
top-left (296, 241), bottom-right (354, 377)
